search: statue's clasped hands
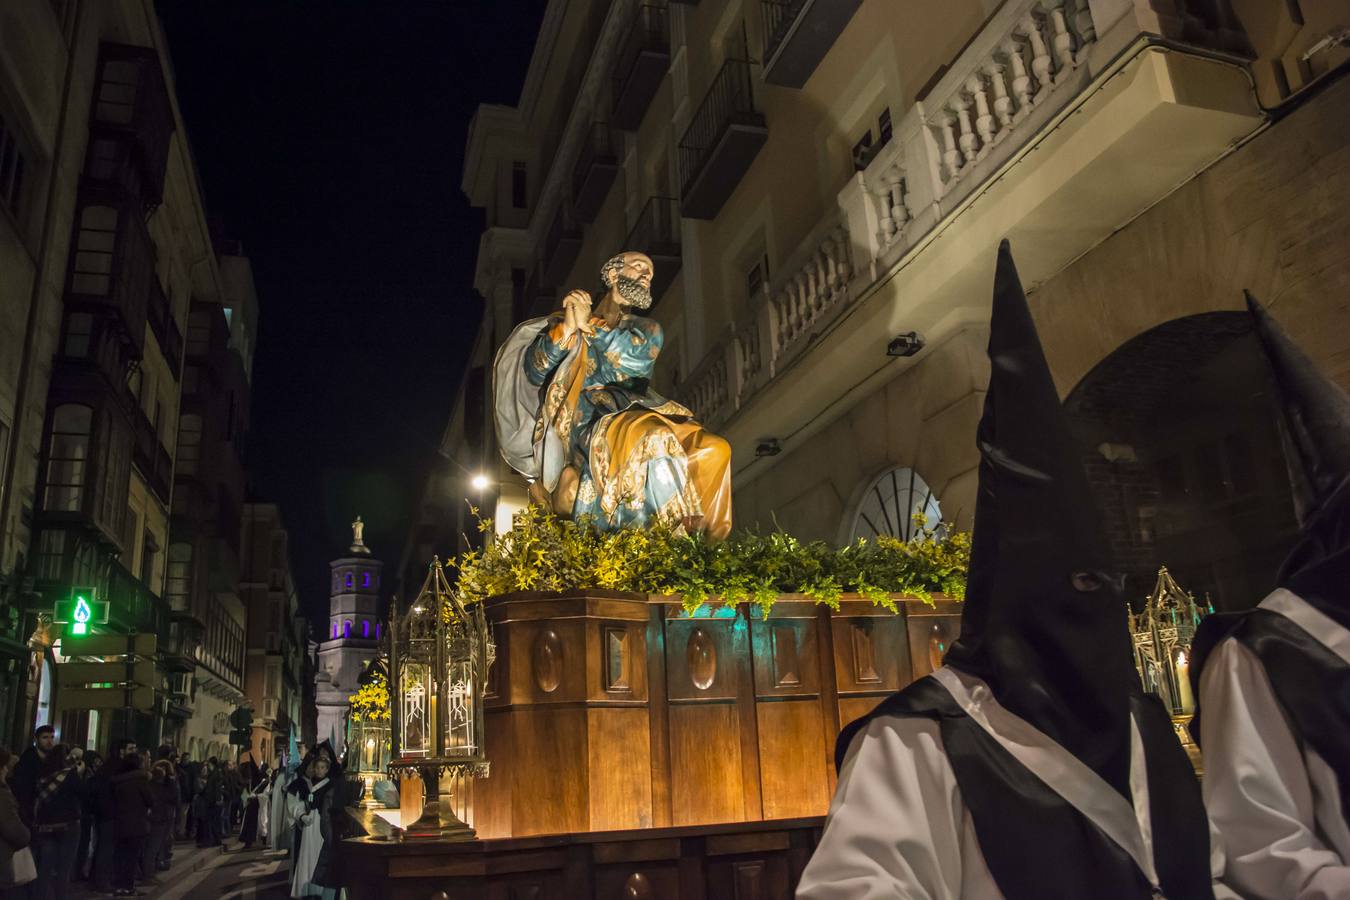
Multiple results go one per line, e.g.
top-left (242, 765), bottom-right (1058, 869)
top-left (561, 289), bottom-right (596, 338)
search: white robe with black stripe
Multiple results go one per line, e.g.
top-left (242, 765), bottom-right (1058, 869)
top-left (797, 666), bottom-right (1237, 899)
top-left (1198, 588), bottom-right (1350, 900)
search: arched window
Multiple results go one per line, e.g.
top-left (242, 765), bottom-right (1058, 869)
top-left (375, 622), bottom-right (382, 641)
top-left (331, 622), bottom-right (338, 639)
top-left (343, 621), bottom-right (352, 639)
top-left (345, 571), bottom-right (353, 589)
top-left (43, 404), bottom-right (93, 512)
top-left (846, 467), bottom-right (943, 543)
top-left (362, 620), bottom-right (369, 638)
top-left (362, 571), bottom-right (370, 588)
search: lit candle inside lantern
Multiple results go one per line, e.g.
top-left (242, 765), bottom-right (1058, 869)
top-left (1175, 649), bottom-right (1195, 715)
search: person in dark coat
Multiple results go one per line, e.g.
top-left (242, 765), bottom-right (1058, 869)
top-left (29, 745), bottom-right (84, 900)
top-left (88, 740), bottom-right (126, 893)
top-left (195, 758), bottom-right (223, 848)
top-left (74, 751), bottom-right (101, 881)
top-left (8, 725), bottom-right (53, 828)
top-left (237, 755), bottom-right (265, 849)
top-left (0, 747), bottom-right (33, 898)
top-left (110, 747), bottom-right (152, 897)
top-left (143, 761), bottom-right (177, 878)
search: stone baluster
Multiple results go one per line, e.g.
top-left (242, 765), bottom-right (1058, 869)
top-left (886, 171), bottom-right (908, 236)
top-left (874, 180), bottom-right (897, 249)
top-left (774, 292), bottom-right (791, 347)
top-left (807, 255), bottom-right (824, 322)
top-left (789, 273), bottom-right (805, 335)
top-left (1020, 12), bottom-right (1053, 100)
top-left (835, 224), bottom-right (853, 284)
top-left (984, 62), bottom-right (1013, 136)
top-left (966, 74), bottom-right (995, 154)
top-left (1000, 37), bottom-right (1033, 118)
top-left (1043, 0), bottom-right (1075, 77)
top-left (951, 94), bottom-right (978, 166)
top-left (1070, 0), bottom-right (1095, 52)
top-left (937, 113), bottom-right (962, 183)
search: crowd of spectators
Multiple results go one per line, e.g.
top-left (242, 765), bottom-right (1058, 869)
top-left (0, 724), bottom-right (263, 899)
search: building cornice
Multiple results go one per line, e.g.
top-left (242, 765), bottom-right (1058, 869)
top-left (526, 0), bottom-right (635, 253)
top-left (518, 0), bottom-right (572, 122)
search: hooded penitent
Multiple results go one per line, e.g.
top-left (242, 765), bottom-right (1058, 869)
top-left (1246, 291), bottom-right (1350, 628)
top-left (940, 240), bottom-right (1139, 796)
top-left (831, 242), bottom-right (1215, 899)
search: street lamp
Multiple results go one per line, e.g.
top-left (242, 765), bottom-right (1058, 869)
top-left (470, 473), bottom-right (491, 492)
top-left (388, 557), bottom-right (494, 839)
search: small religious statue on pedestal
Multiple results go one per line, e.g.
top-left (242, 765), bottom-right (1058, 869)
top-left (494, 251), bottom-right (732, 539)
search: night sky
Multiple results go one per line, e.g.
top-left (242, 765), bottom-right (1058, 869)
top-left (156, 2), bottom-right (545, 631)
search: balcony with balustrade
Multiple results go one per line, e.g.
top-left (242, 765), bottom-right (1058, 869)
top-left (679, 58), bottom-right (768, 220)
top-left (675, 0), bottom-right (1261, 471)
top-left (761, 0), bottom-right (864, 88)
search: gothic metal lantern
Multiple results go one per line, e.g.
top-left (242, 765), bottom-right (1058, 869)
top-left (345, 658), bottom-right (391, 807)
top-left (388, 556), bottom-right (494, 839)
top-left (1128, 567), bottom-right (1211, 771)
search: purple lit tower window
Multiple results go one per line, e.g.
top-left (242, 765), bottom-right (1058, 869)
top-left (362, 572), bottom-right (370, 588)
top-left (376, 622), bottom-right (382, 641)
top-left (344, 621), bottom-right (352, 639)
top-left (362, 620), bottom-right (369, 638)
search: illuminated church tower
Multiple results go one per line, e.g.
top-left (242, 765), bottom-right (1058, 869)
top-left (314, 516), bottom-right (383, 757)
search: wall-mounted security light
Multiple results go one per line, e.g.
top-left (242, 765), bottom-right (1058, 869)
top-left (887, 332), bottom-right (925, 358)
top-left (755, 438), bottom-right (782, 458)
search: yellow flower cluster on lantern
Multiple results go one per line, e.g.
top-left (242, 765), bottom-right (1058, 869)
top-left (347, 672), bottom-right (391, 723)
top-left (449, 504), bottom-right (971, 616)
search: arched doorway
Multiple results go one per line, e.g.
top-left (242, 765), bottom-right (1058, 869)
top-left (1063, 312), bottom-right (1299, 612)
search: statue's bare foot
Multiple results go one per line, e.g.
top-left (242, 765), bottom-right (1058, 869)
top-left (554, 466), bottom-right (580, 516)
top-left (681, 515), bottom-right (706, 535)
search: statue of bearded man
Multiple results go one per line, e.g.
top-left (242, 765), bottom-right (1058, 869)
top-left (493, 251), bottom-right (732, 540)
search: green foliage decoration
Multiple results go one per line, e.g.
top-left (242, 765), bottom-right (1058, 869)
top-left (347, 672), bottom-right (390, 722)
top-left (449, 505), bottom-right (970, 616)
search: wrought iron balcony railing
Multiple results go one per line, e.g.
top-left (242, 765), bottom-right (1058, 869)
top-left (678, 58), bottom-right (767, 219)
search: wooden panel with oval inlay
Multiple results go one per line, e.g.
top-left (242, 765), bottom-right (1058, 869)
top-left (664, 618), bottom-right (737, 701)
top-left (904, 600), bottom-right (963, 682)
top-left (592, 865), bottom-right (680, 900)
top-left (499, 619), bottom-right (589, 705)
top-left (533, 627), bottom-right (564, 693)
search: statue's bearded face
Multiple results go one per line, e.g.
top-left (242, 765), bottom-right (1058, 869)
top-left (603, 252), bottom-right (655, 310)
top-left (615, 273), bottom-right (653, 309)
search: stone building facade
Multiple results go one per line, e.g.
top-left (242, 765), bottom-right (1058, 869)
top-left (426, 0), bottom-right (1348, 615)
top-left (0, 0), bottom-right (237, 750)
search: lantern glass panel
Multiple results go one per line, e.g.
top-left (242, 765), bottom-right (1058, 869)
top-left (400, 661), bottom-right (433, 757)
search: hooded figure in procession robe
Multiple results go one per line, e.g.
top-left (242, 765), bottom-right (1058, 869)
top-left (1188, 294), bottom-right (1350, 900)
top-left (285, 741), bottom-right (343, 899)
top-left (493, 251), bottom-right (732, 539)
top-left (797, 242), bottom-right (1236, 900)
top-left (269, 734), bottom-right (299, 854)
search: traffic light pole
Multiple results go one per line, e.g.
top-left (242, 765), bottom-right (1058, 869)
top-left (125, 631), bottom-right (135, 743)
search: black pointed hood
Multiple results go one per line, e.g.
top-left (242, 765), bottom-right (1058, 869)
top-left (943, 241), bottom-right (1138, 796)
top-left (1246, 292), bottom-right (1350, 627)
